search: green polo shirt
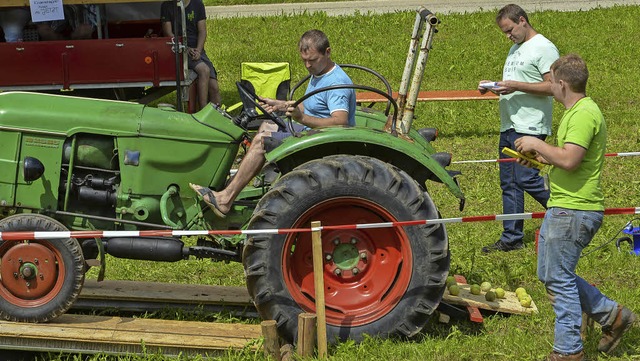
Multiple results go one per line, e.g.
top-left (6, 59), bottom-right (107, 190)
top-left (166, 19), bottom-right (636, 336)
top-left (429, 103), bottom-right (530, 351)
top-left (548, 97), bottom-right (607, 211)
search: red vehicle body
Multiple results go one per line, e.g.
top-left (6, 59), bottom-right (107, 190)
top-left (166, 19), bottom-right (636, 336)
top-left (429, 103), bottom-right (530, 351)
top-left (0, 0), bottom-right (197, 111)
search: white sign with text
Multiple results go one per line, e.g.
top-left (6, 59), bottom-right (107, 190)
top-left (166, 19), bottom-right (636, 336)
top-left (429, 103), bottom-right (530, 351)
top-left (30, 0), bottom-right (65, 22)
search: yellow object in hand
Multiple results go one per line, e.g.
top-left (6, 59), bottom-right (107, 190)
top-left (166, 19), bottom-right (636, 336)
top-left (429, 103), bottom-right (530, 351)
top-left (501, 147), bottom-right (546, 170)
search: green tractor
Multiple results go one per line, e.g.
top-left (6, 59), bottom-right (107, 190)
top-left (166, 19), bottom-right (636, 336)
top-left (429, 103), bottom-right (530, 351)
top-left (0, 10), bottom-right (464, 343)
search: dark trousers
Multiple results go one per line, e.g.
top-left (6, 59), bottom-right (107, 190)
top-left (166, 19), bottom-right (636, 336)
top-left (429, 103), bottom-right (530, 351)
top-left (498, 129), bottom-right (550, 245)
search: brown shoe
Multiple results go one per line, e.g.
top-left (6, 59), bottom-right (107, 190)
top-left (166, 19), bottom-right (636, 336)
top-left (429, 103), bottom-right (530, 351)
top-left (546, 350), bottom-right (584, 361)
top-left (597, 305), bottom-right (637, 353)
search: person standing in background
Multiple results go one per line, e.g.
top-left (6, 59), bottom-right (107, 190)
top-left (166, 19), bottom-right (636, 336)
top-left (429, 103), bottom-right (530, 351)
top-left (478, 3), bottom-right (559, 253)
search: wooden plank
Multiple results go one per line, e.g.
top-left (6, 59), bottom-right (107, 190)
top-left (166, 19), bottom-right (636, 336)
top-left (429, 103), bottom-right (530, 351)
top-left (2, 0), bottom-right (161, 6)
top-left (443, 283), bottom-right (538, 315)
top-left (80, 279), bottom-right (253, 306)
top-left (356, 90), bottom-right (498, 103)
top-left (0, 314), bottom-right (261, 356)
top-left (453, 274), bottom-right (483, 323)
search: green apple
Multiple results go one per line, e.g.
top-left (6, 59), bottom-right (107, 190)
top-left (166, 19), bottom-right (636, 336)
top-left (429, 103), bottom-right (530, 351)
top-left (449, 284), bottom-right (461, 296)
top-left (470, 284), bottom-right (481, 295)
top-left (446, 276), bottom-right (457, 288)
top-left (480, 281), bottom-right (492, 292)
top-left (485, 291), bottom-right (497, 302)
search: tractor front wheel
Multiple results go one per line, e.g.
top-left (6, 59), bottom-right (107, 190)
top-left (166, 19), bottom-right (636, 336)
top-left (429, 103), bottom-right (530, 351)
top-left (0, 214), bottom-right (85, 322)
top-left (243, 155), bottom-right (449, 343)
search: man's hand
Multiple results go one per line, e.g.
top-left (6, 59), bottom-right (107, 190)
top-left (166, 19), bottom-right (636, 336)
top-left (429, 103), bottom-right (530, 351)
top-left (515, 136), bottom-right (548, 167)
top-left (260, 98), bottom-right (302, 121)
top-left (188, 48), bottom-right (202, 61)
top-left (492, 80), bottom-right (516, 95)
top-left (478, 80), bottom-right (513, 95)
top-left (478, 80), bottom-right (493, 94)
top-left (285, 102), bottom-right (303, 121)
top-left (260, 97), bottom-right (287, 113)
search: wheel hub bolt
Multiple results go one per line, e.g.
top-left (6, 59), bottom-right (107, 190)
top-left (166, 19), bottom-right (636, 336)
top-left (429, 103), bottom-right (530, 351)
top-left (39, 274), bottom-right (44, 280)
top-left (350, 238), bottom-right (357, 244)
top-left (22, 267), bottom-right (34, 278)
top-left (334, 269), bottom-right (342, 276)
top-left (34, 258), bottom-right (38, 264)
top-left (325, 254), bottom-right (333, 261)
top-left (360, 252), bottom-right (367, 260)
top-left (333, 238), bottom-right (340, 245)
top-left (13, 272), bottom-right (18, 279)
top-left (352, 267), bottom-right (359, 275)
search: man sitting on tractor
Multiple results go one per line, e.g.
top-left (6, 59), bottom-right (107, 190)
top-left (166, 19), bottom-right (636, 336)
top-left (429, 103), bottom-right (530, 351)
top-left (190, 29), bottom-right (356, 217)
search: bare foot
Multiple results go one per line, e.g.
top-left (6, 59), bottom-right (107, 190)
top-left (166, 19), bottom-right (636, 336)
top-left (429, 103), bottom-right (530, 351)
top-left (189, 183), bottom-right (227, 218)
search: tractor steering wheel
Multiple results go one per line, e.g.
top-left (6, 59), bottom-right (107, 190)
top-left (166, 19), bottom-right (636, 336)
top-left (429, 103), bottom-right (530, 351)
top-left (236, 81), bottom-right (288, 131)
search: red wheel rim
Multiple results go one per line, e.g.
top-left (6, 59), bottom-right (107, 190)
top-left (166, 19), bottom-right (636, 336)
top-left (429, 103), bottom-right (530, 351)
top-left (0, 241), bottom-right (66, 307)
top-left (282, 198), bottom-right (413, 327)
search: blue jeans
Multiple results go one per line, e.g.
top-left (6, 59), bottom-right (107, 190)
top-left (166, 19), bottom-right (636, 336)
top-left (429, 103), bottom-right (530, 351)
top-left (538, 207), bottom-right (618, 354)
top-left (499, 129), bottom-right (550, 245)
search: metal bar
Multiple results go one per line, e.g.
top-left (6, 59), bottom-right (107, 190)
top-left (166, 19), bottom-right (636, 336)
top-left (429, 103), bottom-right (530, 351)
top-left (396, 8), bottom-right (424, 121)
top-left (400, 9), bottom-right (439, 134)
top-left (174, 0), bottom-right (184, 112)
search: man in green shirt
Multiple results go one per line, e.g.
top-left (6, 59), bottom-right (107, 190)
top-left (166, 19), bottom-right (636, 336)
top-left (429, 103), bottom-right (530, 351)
top-left (515, 54), bottom-right (636, 361)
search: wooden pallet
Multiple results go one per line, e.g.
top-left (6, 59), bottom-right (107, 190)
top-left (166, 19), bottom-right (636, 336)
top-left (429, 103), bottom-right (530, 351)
top-left (443, 282), bottom-right (538, 315)
top-left (0, 314), bottom-right (261, 356)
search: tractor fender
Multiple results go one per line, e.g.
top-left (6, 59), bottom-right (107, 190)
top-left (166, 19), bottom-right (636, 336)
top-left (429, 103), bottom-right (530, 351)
top-left (265, 127), bottom-right (464, 200)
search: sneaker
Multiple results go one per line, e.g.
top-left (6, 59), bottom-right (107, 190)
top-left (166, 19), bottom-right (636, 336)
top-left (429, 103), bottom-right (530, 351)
top-left (597, 305), bottom-right (637, 354)
top-left (546, 350), bottom-right (584, 361)
top-left (481, 240), bottom-right (524, 253)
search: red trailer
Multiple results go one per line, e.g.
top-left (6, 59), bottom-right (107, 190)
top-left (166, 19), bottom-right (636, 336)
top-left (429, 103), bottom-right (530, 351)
top-left (0, 0), bottom-right (196, 112)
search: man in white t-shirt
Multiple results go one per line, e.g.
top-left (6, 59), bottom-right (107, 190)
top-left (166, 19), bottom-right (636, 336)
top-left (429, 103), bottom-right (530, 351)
top-left (478, 4), bottom-right (559, 253)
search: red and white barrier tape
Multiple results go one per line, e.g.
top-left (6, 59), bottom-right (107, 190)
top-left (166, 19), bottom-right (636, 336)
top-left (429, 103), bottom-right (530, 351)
top-left (452, 151), bottom-right (640, 165)
top-left (1, 207), bottom-right (638, 241)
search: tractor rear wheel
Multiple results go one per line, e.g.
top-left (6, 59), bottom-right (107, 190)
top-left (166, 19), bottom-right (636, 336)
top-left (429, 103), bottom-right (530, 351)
top-left (0, 214), bottom-right (85, 322)
top-left (243, 155), bottom-right (449, 343)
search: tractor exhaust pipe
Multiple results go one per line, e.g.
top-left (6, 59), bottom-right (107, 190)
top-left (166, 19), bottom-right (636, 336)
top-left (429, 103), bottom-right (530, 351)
top-left (397, 8), bottom-right (439, 135)
top-left (104, 237), bottom-right (189, 262)
top-left (82, 237), bottom-right (240, 263)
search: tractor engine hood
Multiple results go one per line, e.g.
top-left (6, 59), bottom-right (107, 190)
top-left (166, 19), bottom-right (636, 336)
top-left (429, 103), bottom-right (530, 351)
top-left (0, 92), bottom-right (244, 143)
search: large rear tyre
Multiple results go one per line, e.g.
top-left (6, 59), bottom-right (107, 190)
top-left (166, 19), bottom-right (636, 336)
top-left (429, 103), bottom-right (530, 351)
top-left (0, 214), bottom-right (85, 322)
top-left (243, 155), bottom-right (449, 343)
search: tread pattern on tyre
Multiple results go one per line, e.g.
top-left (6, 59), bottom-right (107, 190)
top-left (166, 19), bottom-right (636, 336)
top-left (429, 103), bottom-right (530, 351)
top-left (243, 155), bottom-right (450, 343)
top-left (0, 214), bottom-right (85, 323)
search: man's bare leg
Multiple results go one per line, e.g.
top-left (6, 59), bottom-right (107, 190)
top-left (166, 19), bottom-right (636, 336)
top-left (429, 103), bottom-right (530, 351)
top-left (194, 62), bottom-right (210, 110)
top-left (192, 122), bottom-right (278, 215)
top-left (209, 78), bottom-right (221, 106)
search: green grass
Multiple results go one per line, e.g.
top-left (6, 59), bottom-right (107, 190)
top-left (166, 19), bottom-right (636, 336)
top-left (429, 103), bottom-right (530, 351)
top-left (35, 5), bottom-right (640, 361)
